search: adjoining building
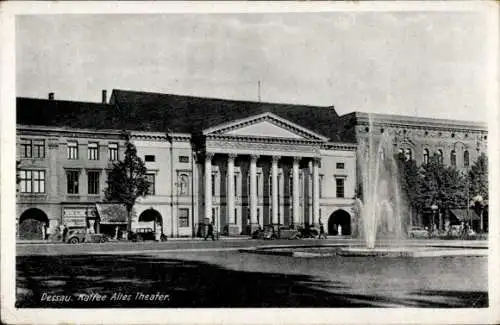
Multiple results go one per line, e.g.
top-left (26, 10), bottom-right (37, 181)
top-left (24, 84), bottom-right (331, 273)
top-left (16, 90), bottom-right (357, 240)
top-left (339, 111), bottom-right (488, 230)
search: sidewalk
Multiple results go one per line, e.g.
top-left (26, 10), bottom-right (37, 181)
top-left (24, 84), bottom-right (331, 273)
top-left (17, 235), bottom-right (251, 245)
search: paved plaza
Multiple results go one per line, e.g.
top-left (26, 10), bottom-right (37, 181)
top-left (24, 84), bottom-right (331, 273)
top-left (16, 238), bottom-right (488, 308)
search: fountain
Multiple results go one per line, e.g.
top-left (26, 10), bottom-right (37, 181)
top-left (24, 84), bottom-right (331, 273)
top-left (356, 121), bottom-right (406, 249)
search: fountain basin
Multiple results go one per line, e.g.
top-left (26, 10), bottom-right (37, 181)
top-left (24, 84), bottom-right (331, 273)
top-left (239, 244), bottom-right (487, 258)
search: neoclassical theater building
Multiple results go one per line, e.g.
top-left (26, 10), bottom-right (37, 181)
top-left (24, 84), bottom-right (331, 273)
top-left (16, 89), bottom-right (487, 240)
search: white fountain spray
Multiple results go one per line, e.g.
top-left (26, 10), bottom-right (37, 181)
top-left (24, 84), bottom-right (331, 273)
top-left (356, 115), bottom-right (408, 249)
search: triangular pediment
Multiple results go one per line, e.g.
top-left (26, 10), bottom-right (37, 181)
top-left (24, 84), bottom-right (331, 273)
top-left (203, 112), bottom-right (328, 141)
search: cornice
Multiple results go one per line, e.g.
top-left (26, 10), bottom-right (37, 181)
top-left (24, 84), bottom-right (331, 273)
top-left (17, 124), bottom-right (125, 139)
top-left (130, 133), bottom-right (169, 141)
top-left (321, 142), bottom-right (358, 151)
top-left (206, 134), bottom-right (324, 146)
top-left (351, 114), bottom-right (487, 133)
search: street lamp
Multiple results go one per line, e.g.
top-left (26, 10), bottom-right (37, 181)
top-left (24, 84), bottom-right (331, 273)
top-left (431, 204), bottom-right (438, 232)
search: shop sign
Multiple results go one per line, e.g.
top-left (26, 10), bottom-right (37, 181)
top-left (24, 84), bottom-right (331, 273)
top-left (63, 208), bottom-right (87, 227)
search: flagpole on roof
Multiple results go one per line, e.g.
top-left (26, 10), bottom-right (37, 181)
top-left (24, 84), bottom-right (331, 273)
top-left (258, 80), bottom-right (261, 102)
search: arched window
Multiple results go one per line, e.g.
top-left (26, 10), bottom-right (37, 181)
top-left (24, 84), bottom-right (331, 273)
top-left (404, 148), bottom-right (412, 161)
top-left (450, 150), bottom-right (456, 167)
top-left (464, 150), bottom-right (470, 167)
top-left (437, 149), bottom-right (443, 164)
top-left (423, 149), bottom-right (429, 165)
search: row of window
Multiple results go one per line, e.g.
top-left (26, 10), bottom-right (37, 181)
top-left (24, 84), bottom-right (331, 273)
top-left (66, 170), bottom-right (156, 195)
top-left (20, 139), bottom-right (120, 161)
top-left (422, 149), bottom-right (470, 167)
top-left (20, 139), bottom-right (193, 165)
top-left (400, 148), bottom-right (470, 167)
top-left (67, 141), bottom-right (119, 161)
top-left (209, 174), bottom-right (345, 198)
top-left (19, 168), bottom-right (346, 198)
top-left (19, 169), bottom-right (156, 195)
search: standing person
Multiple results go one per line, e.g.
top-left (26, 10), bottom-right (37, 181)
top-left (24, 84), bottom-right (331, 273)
top-left (319, 221), bottom-right (327, 239)
top-left (337, 224), bottom-right (342, 236)
top-left (45, 223), bottom-right (50, 241)
top-left (205, 221), bottom-right (215, 241)
top-left (62, 224), bottom-right (68, 243)
top-left (59, 224), bottom-right (64, 242)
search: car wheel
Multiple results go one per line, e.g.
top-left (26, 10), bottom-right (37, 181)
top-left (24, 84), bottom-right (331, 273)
top-left (100, 237), bottom-right (107, 243)
top-left (69, 237), bottom-right (79, 244)
top-left (137, 236), bottom-right (144, 242)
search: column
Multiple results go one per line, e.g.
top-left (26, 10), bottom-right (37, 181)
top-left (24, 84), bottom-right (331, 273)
top-left (204, 153), bottom-right (213, 222)
top-left (249, 155), bottom-right (259, 232)
top-left (227, 154), bottom-right (236, 224)
top-left (271, 156), bottom-right (280, 225)
top-left (308, 160), bottom-right (313, 225)
top-left (312, 157), bottom-right (320, 227)
top-left (292, 157), bottom-right (300, 226)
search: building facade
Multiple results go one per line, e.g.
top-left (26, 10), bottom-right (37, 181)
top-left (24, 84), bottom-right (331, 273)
top-left (16, 91), bottom-right (357, 240)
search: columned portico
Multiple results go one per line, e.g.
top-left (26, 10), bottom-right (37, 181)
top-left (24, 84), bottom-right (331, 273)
top-left (292, 157), bottom-right (300, 226)
top-left (204, 153), bottom-right (213, 222)
top-left (271, 156), bottom-right (280, 225)
top-left (202, 111), bottom-right (331, 234)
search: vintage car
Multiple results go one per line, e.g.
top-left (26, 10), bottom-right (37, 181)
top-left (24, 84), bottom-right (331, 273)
top-left (130, 227), bottom-right (167, 242)
top-left (408, 226), bottom-right (429, 238)
top-left (298, 225), bottom-right (320, 238)
top-left (66, 229), bottom-right (108, 244)
top-left (252, 225), bottom-right (301, 240)
top-left (251, 225), bottom-right (274, 239)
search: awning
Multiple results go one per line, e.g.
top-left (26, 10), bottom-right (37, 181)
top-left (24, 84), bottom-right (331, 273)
top-left (450, 209), bottom-right (480, 221)
top-left (96, 204), bottom-right (128, 224)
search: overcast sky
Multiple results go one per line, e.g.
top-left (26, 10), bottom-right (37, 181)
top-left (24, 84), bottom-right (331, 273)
top-left (16, 11), bottom-right (492, 121)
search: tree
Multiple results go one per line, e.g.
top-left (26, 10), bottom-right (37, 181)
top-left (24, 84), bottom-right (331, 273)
top-left (468, 153), bottom-right (488, 231)
top-left (469, 153), bottom-right (488, 200)
top-left (415, 153), bottom-right (467, 228)
top-left (105, 136), bottom-right (150, 233)
top-left (395, 153), bottom-right (421, 226)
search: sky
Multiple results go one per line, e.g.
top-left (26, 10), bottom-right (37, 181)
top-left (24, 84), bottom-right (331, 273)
top-left (16, 10), bottom-right (493, 121)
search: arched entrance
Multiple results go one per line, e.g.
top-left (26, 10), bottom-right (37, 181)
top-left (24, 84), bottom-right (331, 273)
top-left (138, 209), bottom-right (163, 234)
top-left (19, 208), bottom-right (49, 240)
top-left (328, 209), bottom-right (351, 236)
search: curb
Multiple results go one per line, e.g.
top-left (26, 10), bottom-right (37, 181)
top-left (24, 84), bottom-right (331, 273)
top-left (17, 236), bottom-right (252, 245)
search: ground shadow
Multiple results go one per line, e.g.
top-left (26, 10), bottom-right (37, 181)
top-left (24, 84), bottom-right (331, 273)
top-left (16, 254), bottom-right (488, 308)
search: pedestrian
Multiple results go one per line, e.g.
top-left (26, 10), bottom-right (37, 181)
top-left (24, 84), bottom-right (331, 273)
top-left (337, 224), bottom-right (342, 236)
top-left (205, 221), bottom-right (215, 241)
top-left (62, 224), bottom-right (68, 243)
top-left (45, 223), bottom-right (50, 241)
top-left (319, 222), bottom-right (327, 239)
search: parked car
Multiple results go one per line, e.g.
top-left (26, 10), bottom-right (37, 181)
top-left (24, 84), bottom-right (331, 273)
top-left (66, 229), bottom-right (108, 244)
top-left (251, 225), bottom-right (275, 239)
top-left (252, 225), bottom-right (301, 240)
top-left (277, 226), bottom-right (301, 240)
top-left (298, 225), bottom-right (320, 238)
top-left (130, 228), bottom-right (167, 242)
top-left (408, 226), bottom-right (429, 238)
